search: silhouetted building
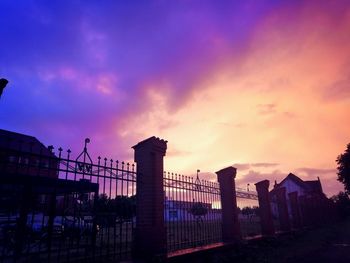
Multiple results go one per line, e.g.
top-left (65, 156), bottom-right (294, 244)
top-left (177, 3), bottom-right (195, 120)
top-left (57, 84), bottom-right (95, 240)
top-left (270, 173), bottom-right (324, 197)
top-left (270, 173), bottom-right (325, 218)
top-left (164, 198), bottom-right (220, 221)
top-left (0, 129), bottom-right (58, 178)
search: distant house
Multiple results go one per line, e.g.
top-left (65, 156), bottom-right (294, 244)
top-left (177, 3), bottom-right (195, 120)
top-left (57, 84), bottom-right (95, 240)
top-left (0, 129), bottom-right (58, 178)
top-left (270, 173), bottom-right (324, 197)
top-left (269, 173), bottom-right (325, 218)
top-left (164, 198), bottom-right (221, 221)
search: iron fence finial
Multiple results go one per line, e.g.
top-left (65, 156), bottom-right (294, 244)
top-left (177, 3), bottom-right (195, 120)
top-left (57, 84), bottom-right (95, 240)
top-left (195, 169), bottom-right (201, 190)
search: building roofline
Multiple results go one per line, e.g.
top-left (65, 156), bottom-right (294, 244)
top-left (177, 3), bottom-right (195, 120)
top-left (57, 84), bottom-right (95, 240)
top-left (0, 129), bottom-right (57, 158)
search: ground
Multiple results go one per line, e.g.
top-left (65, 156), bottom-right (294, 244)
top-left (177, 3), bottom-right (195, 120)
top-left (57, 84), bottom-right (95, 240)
top-left (168, 219), bottom-right (350, 263)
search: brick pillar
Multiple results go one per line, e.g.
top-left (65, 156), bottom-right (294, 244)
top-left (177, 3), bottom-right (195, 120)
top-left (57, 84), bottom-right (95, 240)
top-left (132, 136), bottom-right (167, 259)
top-left (255, 180), bottom-right (275, 236)
top-left (216, 166), bottom-right (241, 242)
top-left (275, 187), bottom-right (291, 232)
top-left (288, 191), bottom-right (302, 229)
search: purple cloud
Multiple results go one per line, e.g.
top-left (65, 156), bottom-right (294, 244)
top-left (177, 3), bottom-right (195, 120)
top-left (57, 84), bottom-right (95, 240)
top-left (233, 162), bottom-right (279, 171)
top-left (236, 169), bottom-right (286, 189)
top-left (1, 0), bottom-right (349, 197)
top-left (294, 167), bottom-right (337, 177)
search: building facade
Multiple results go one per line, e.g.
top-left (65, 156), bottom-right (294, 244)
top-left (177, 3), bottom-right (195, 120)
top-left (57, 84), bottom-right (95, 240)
top-left (269, 173), bottom-right (325, 218)
top-left (0, 129), bottom-right (58, 178)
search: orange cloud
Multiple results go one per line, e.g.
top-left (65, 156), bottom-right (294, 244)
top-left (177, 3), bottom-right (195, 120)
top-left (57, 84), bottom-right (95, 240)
top-left (109, 1), bottom-right (350, 196)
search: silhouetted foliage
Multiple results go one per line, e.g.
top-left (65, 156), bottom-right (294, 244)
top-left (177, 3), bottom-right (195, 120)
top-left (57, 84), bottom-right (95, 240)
top-left (241, 206), bottom-right (253, 216)
top-left (336, 143), bottom-right (350, 194)
top-left (331, 191), bottom-right (350, 218)
top-left (190, 202), bottom-right (208, 217)
top-left (95, 194), bottom-right (136, 226)
top-left (241, 206), bottom-right (260, 220)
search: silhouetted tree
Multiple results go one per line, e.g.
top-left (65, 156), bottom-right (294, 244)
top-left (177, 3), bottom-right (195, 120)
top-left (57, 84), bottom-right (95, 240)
top-left (336, 143), bottom-right (350, 194)
top-left (241, 206), bottom-right (253, 216)
top-left (190, 202), bottom-right (208, 217)
top-left (113, 195), bottom-right (136, 222)
top-left (331, 191), bottom-right (350, 218)
top-left (241, 206), bottom-right (260, 221)
top-left (94, 194), bottom-right (136, 226)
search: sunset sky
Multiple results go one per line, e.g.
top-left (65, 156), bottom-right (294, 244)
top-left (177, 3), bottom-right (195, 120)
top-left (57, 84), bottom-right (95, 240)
top-left (1, 0), bottom-right (349, 196)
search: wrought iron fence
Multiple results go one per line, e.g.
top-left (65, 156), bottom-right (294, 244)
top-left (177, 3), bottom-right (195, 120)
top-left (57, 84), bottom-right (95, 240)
top-left (163, 172), bottom-right (222, 252)
top-left (236, 196), bottom-right (261, 238)
top-left (0, 138), bottom-right (136, 262)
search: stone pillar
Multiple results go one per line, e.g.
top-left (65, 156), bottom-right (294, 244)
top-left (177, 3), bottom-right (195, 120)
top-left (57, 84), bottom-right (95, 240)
top-left (132, 136), bottom-right (167, 259)
top-left (275, 187), bottom-right (291, 232)
top-left (288, 191), bottom-right (302, 229)
top-left (255, 180), bottom-right (275, 236)
top-left (216, 166), bottom-right (241, 242)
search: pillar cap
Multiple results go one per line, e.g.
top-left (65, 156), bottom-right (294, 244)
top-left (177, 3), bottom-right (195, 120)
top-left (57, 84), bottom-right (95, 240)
top-left (216, 166), bottom-right (237, 179)
top-left (255, 179), bottom-right (270, 189)
top-left (132, 136), bottom-right (167, 154)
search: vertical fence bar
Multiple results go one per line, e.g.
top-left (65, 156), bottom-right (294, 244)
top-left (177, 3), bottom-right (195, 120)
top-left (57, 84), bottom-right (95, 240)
top-left (208, 182), bottom-right (213, 242)
top-left (190, 176), bottom-right (195, 247)
top-left (175, 174), bottom-right (180, 250)
top-left (119, 162), bottom-right (124, 257)
top-left (204, 180), bottom-right (209, 244)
